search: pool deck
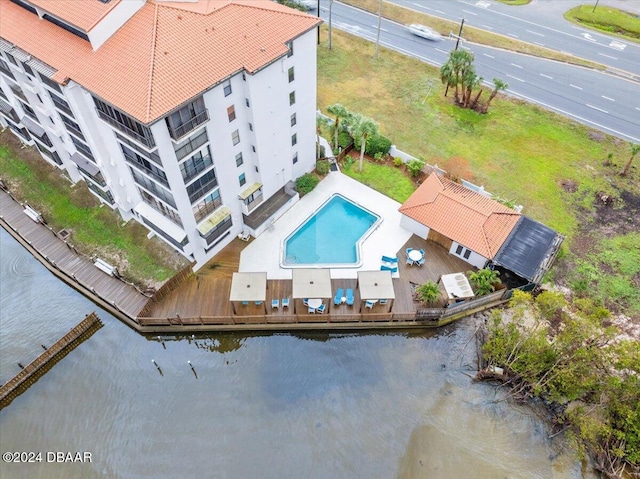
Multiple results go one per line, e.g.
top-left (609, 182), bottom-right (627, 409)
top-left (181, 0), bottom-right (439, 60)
top-left (142, 173), bottom-right (478, 330)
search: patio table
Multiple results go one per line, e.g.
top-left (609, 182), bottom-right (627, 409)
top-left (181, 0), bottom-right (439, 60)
top-left (307, 298), bottom-right (322, 309)
top-left (408, 250), bottom-right (423, 262)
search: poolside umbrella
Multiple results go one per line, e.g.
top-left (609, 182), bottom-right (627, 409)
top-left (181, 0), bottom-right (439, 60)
top-left (292, 269), bottom-right (332, 313)
top-left (357, 270), bottom-right (395, 313)
top-left (229, 272), bottom-right (267, 314)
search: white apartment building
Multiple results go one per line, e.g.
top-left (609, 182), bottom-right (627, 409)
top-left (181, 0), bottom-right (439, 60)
top-left (0, 0), bottom-right (321, 269)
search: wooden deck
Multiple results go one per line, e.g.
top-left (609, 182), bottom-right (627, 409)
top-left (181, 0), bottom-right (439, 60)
top-left (0, 190), bottom-right (149, 322)
top-left (142, 233), bottom-right (474, 329)
top-left (0, 312), bottom-right (103, 410)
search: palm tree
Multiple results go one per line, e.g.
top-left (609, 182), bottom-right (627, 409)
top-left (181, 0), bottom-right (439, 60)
top-left (484, 78), bottom-right (508, 112)
top-left (440, 50), bottom-right (475, 105)
top-left (470, 77), bottom-right (484, 110)
top-left (620, 142), bottom-right (640, 176)
top-left (350, 114), bottom-right (378, 173)
top-left (326, 103), bottom-right (351, 152)
top-left (461, 68), bottom-right (479, 108)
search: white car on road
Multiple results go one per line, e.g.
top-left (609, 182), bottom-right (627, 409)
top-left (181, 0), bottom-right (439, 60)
top-left (408, 24), bottom-right (441, 41)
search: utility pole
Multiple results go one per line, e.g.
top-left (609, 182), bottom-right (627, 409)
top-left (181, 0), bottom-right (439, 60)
top-left (328, 0), bottom-right (334, 50)
top-left (592, 0), bottom-right (600, 13)
top-left (374, 0), bottom-right (382, 58)
top-left (445, 18), bottom-right (465, 97)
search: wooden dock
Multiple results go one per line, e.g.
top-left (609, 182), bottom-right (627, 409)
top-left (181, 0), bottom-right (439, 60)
top-left (0, 312), bottom-right (103, 410)
top-left (0, 189), bottom-right (149, 327)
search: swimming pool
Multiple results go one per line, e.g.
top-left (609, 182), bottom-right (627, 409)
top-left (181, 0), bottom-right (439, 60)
top-left (283, 194), bottom-right (380, 267)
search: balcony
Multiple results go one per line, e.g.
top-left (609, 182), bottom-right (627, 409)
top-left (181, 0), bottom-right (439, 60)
top-left (167, 109), bottom-right (209, 141)
top-left (96, 109), bottom-right (155, 148)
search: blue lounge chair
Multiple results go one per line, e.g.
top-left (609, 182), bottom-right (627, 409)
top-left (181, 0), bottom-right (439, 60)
top-left (346, 289), bottom-right (354, 306)
top-left (381, 265), bottom-right (392, 271)
top-left (389, 267), bottom-right (398, 274)
top-left (271, 299), bottom-right (279, 309)
top-left (389, 256), bottom-right (398, 264)
top-left (381, 255), bottom-right (394, 264)
top-left (379, 299), bottom-right (388, 305)
top-left (365, 300), bottom-right (375, 309)
top-left (317, 303), bottom-right (326, 313)
top-left (282, 298), bottom-right (289, 309)
top-left (255, 301), bottom-right (262, 306)
top-left (241, 301), bottom-right (249, 306)
top-left (334, 288), bottom-right (344, 305)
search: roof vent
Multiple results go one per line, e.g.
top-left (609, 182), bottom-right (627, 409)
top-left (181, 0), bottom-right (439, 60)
top-left (260, 47), bottom-right (265, 52)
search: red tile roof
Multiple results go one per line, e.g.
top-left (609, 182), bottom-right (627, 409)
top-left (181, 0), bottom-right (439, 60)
top-left (28, 0), bottom-right (122, 32)
top-left (399, 173), bottom-right (521, 259)
top-left (0, 0), bottom-right (321, 123)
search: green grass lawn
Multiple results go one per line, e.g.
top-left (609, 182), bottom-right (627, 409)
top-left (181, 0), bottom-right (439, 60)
top-left (318, 28), bottom-right (639, 315)
top-left (0, 136), bottom-right (184, 285)
top-left (565, 5), bottom-right (640, 41)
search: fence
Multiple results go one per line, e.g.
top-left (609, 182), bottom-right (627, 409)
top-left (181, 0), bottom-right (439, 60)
top-left (137, 262), bottom-right (196, 317)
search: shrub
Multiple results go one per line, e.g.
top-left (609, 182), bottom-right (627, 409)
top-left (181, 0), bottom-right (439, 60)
top-left (354, 133), bottom-right (392, 157)
top-left (337, 131), bottom-right (353, 149)
top-left (315, 160), bottom-right (330, 176)
top-left (406, 159), bottom-right (425, 177)
top-left (393, 157), bottom-right (404, 167)
top-left (535, 290), bottom-right (567, 322)
top-left (295, 173), bottom-right (319, 195)
top-left (318, 145), bottom-right (326, 159)
top-left (467, 268), bottom-right (501, 296)
top-left (417, 281), bottom-right (440, 305)
top-left (373, 152), bottom-right (384, 162)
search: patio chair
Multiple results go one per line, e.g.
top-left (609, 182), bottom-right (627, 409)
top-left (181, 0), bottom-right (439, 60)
top-left (379, 299), bottom-right (388, 305)
top-left (317, 303), bottom-right (326, 313)
top-left (419, 248), bottom-right (425, 256)
top-left (365, 300), bottom-right (375, 309)
top-left (255, 301), bottom-right (262, 306)
top-left (308, 306), bottom-right (316, 314)
top-left (334, 288), bottom-right (344, 305)
top-left (241, 301), bottom-right (249, 306)
top-left (416, 258), bottom-right (425, 266)
top-left (282, 298), bottom-right (289, 309)
top-left (271, 299), bottom-right (279, 309)
top-left (345, 289), bottom-right (354, 306)
top-left (406, 247), bottom-right (413, 255)
top-left (406, 256), bottom-right (414, 265)
top-left (303, 298), bottom-right (309, 306)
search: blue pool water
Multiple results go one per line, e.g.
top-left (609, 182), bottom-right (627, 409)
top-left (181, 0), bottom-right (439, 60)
top-left (284, 195), bottom-right (379, 265)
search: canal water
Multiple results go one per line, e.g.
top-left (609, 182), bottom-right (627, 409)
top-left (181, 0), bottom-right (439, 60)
top-left (0, 228), bottom-right (594, 478)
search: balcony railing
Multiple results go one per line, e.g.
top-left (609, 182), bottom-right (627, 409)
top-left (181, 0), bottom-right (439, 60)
top-left (96, 109), bottom-right (155, 148)
top-left (167, 109), bottom-right (209, 141)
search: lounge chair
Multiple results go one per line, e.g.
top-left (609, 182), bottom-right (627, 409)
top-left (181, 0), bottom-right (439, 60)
top-left (271, 299), bottom-right (279, 309)
top-left (379, 299), bottom-right (388, 305)
top-left (380, 265), bottom-right (392, 271)
top-left (317, 303), bottom-right (326, 313)
top-left (334, 288), bottom-right (344, 305)
top-left (345, 289), bottom-right (354, 306)
top-left (241, 301), bottom-right (249, 306)
top-left (389, 256), bottom-right (398, 264)
top-left (365, 300), bottom-right (375, 309)
top-left (255, 301), bottom-right (262, 306)
top-left (282, 298), bottom-right (289, 309)
top-left (381, 255), bottom-right (394, 264)
top-left (237, 231), bottom-right (250, 241)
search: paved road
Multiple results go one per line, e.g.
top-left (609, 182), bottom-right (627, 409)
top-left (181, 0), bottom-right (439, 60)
top-left (316, 2), bottom-right (640, 142)
top-left (388, 0), bottom-right (640, 78)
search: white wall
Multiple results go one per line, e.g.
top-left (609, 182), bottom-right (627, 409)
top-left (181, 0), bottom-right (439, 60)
top-left (449, 241), bottom-right (488, 269)
top-left (399, 215), bottom-right (430, 239)
top-left (88, 1), bottom-right (145, 50)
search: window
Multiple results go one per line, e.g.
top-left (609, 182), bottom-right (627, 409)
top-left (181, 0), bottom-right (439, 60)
top-left (165, 96), bottom-right (208, 140)
top-left (186, 169), bottom-right (218, 203)
top-left (291, 133), bottom-right (297, 146)
top-left (249, 123), bottom-right (253, 132)
top-left (122, 144), bottom-right (169, 186)
top-left (116, 133), bottom-right (162, 165)
top-left (235, 152), bottom-right (243, 167)
top-left (231, 129), bottom-right (240, 146)
top-left (251, 145), bottom-right (256, 153)
top-left (6, 53), bottom-right (17, 65)
top-left (288, 66), bottom-right (295, 83)
top-left (239, 173), bottom-right (246, 187)
top-left (223, 80), bottom-right (232, 97)
top-left (245, 98), bottom-right (250, 107)
top-left (43, 13), bottom-right (89, 41)
top-left (23, 62), bottom-right (34, 77)
top-left (20, 101), bottom-right (37, 120)
top-left (50, 93), bottom-right (74, 117)
top-left (94, 97), bottom-right (155, 148)
top-left (292, 152), bottom-right (298, 164)
top-left (289, 91), bottom-right (295, 106)
top-left (0, 58), bottom-right (15, 80)
top-left (179, 146), bottom-right (213, 183)
top-left (227, 105), bottom-right (236, 122)
top-left (286, 41), bottom-right (293, 57)
top-left (193, 190), bottom-right (222, 223)
top-left (290, 113), bottom-right (296, 127)
top-left (131, 169), bottom-right (176, 207)
top-left (242, 72), bottom-right (246, 81)
top-left (60, 114), bottom-right (85, 140)
top-left (71, 136), bottom-right (95, 162)
top-left (201, 214), bottom-right (232, 246)
top-left (464, 249), bottom-right (471, 259)
top-left (454, 244), bottom-right (473, 260)
top-left (173, 129), bottom-right (208, 161)
top-left (142, 217), bottom-right (186, 249)
top-left (139, 192), bottom-right (183, 227)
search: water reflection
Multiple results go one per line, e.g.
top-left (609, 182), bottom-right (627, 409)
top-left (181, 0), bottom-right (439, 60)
top-left (0, 229), bottom-right (592, 478)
